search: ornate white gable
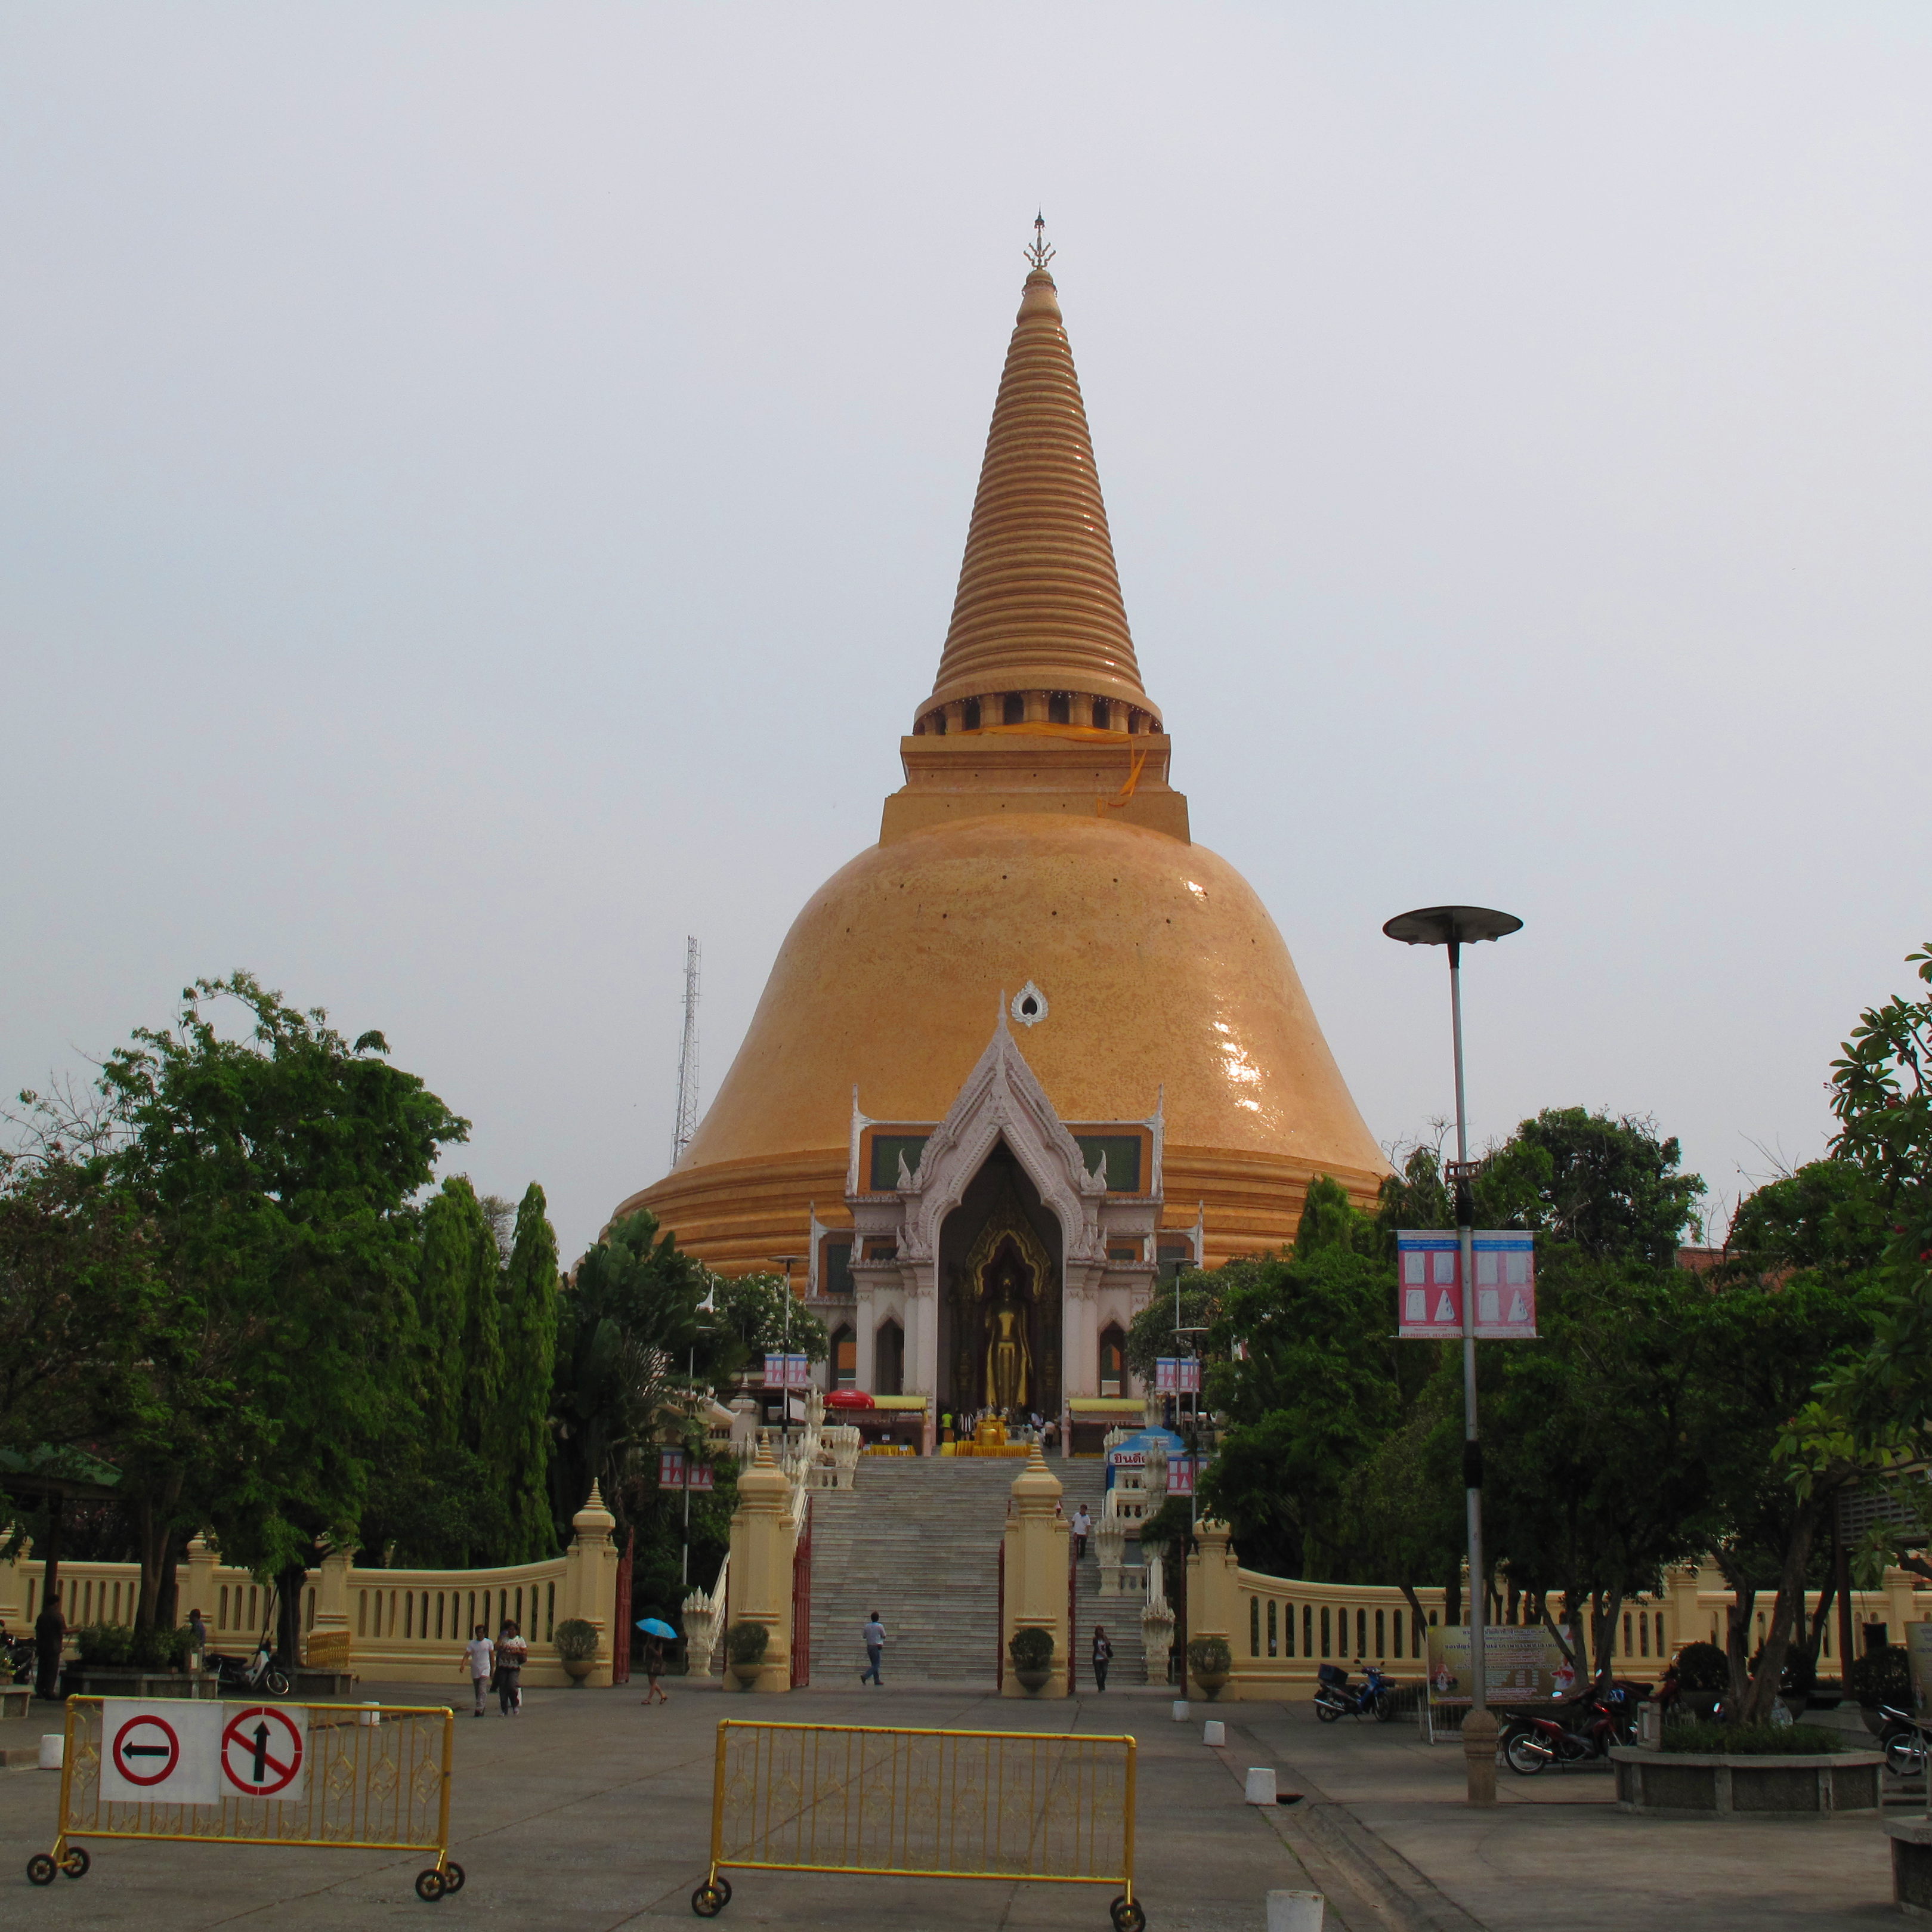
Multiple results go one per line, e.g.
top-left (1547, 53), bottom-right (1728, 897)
top-left (893, 1007), bottom-right (1108, 1266)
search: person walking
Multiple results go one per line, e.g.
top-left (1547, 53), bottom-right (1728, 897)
top-left (1091, 1625), bottom-right (1114, 1693)
top-left (641, 1634), bottom-right (669, 1705)
top-left (1071, 1504), bottom-right (1092, 1559)
top-left (462, 1625), bottom-right (494, 1717)
top-left (496, 1619), bottom-right (527, 1714)
top-left (186, 1608), bottom-right (209, 1674)
top-left (860, 1612), bottom-right (886, 1686)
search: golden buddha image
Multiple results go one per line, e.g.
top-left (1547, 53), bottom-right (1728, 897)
top-left (982, 1256), bottom-right (1034, 1410)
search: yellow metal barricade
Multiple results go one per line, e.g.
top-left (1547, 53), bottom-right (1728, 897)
top-left (27, 1698), bottom-right (462, 1903)
top-left (693, 1720), bottom-right (1142, 1930)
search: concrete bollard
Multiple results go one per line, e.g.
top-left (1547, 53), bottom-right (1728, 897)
top-left (1266, 1890), bottom-right (1325, 1931)
top-left (39, 1735), bottom-right (63, 1770)
top-left (1245, 1766), bottom-right (1278, 1805)
top-left (1203, 1720), bottom-right (1226, 1746)
top-left (1171, 1699), bottom-right (1191, 1721)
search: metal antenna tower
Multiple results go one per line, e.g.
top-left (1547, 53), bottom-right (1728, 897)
top-left (671, 936), bottom-right (701, 1166)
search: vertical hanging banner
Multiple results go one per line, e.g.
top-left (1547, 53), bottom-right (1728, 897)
top-left (1397, 1232), bottom-right (1537, 1339)
top-left (659, 1447), bottom-right (687, 1488)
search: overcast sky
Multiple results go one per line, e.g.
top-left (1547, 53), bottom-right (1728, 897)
top-left (5, 4), bottom-right (1928, 1259)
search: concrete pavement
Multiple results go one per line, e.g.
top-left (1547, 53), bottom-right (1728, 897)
top-left (0, 1682), bottom-right (1908, 1928)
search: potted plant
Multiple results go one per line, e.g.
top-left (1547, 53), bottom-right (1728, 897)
top-left (1670, 1640), bottom-right (1728, 1721)
top-left (1008, 1625), bottom-right (1056, 1694)
top-left (725, 1621), bottom-right (769, 1690)
top-left (1188, 1635), bottom-right (1233, 1699)
top-left (553, 1619), bottom-right (601, 1684)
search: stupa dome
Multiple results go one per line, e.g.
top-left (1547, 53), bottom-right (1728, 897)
top-left (617, 234), bottom-right (1385, 1274)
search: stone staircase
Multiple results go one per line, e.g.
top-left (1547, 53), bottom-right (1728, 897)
top-left (803, 1458), bottom-right (1125, 1688)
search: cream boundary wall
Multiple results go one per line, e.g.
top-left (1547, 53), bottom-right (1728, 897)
top-left (0, 1488), bottom-right (622, 1690)
top-left (1185, 1530), bottom-right (1932, 1701)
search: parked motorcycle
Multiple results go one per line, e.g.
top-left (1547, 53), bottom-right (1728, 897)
top-left (205, 1636), bottom-right (292, 1699)
top-left (1500, 1693), bottom-right (1628, 1773)
top-left (1315, 1662), bottom-right (1398, 1724)
top-left (2, 1633), bottom-right (35, 1684)
top-left (1875, 1703), bottom-right (1927, 1776)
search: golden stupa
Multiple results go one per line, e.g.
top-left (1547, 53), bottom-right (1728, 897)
top-left (617, 231), bottom-right (1382, 1424)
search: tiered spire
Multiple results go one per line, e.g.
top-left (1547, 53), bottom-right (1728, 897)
top-left (920, 225), bottom-right (1155, 729)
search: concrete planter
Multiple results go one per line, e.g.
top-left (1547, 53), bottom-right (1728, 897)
top-left (1013, 1667), bottom-right (1053, 1695)
top-left (561, 1656), bottom-right (597, 1684)
top-left (1609, 1745), bottom-right (1883, 1819)
top-left (1883, 1819), bottom-right (1932, 1916)
top-left (66, 1669), bottom-right (219, 1701)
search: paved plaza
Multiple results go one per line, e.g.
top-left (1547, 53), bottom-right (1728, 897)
top-left (0, 1682), bottom-right (1907, 1929)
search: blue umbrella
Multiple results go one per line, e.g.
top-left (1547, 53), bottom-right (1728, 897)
top-left (636, 1618), bottom-right (678, 1640)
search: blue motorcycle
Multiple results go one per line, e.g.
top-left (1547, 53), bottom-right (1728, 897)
top-left (1315, 1661), bottom-right (1398, 1723)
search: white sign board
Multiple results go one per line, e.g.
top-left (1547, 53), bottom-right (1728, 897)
top-left (221, 1702), bottom-right (308, 1801)
top-left (101, 1699), bottom-right (221, 1805)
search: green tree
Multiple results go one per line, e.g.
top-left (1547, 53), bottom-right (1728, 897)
top-left (494, 1183), bottom-right (559, 1563)
top-left (1198, 1249), bottom-right (1400, 1578)
top-left (97, 973), bottom-right (467, 1652)
top-left (549, 1210), bottom-right (738, 1545)
top-left (709, 1272), bottom-right (829, 1368)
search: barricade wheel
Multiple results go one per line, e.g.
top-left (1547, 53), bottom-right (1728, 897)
top-left (60, 1847), bottom-right (90, 1879)
top-left (415, 1868), bottom-right (446, 1902)
top-left (691, 1878), bottom-right (731, 1916)
top-left (1109, 1895), bottom-right (1146, 1932)
top-left (26, 1854), bottom-right (57, 1887)
top-left (441, 1862), bottom-right (465, 1893)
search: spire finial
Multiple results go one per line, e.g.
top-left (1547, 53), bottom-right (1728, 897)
top-left (1025, 211), bottom-right (1055, 273)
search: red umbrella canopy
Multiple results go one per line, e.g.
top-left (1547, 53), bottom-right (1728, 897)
top-left (825, 1390), bottom-right (876, 1409)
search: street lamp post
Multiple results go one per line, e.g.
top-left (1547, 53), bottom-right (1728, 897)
top-left (769, 1255), bottom-right (805, 1455)
top-left (1384, 904), bottom-right (1522, 1806)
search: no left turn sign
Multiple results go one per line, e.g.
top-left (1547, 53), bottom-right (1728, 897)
top-left (111, 1711), bottom-right (179, 1786)
top-left (100, 1699), bottom-right (220, 1804)
top-left (221, 1704), bottom-right (307, 1800)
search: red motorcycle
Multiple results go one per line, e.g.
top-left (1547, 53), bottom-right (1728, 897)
top-left (1500, 1692), bottom-right (1630, 1775)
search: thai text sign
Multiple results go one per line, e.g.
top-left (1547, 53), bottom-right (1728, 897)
top-left (1424, 1622), bottom-right (1572, 1707)
top-left (1906, 1621), bottom-right (1932, 1721)
top-left (1396, 1232), bottom-right (1537, 1339)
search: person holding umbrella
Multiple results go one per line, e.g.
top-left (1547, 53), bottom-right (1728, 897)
top-left (638, 1617), bottom-right (678, 1704)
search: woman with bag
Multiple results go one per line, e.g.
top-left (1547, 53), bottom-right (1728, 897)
top-left (1091, 1625), bottom-right (1114, 1693)
top-left (496, 1619), bottom-right (528, 1715)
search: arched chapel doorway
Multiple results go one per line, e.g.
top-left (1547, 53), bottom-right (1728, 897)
top-left (936, 1139), bottom-right (1062, 1418)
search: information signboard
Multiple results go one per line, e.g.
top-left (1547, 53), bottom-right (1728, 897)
top-left (1424, 1622), bottom-right (1572, 1709)
top-left (1396, 1231), bottom-right (1537, 1339)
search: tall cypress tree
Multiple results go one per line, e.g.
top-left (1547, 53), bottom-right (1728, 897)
top-left (496, 1183), bottom-right (559, 1562)
top-left (415, 1176), bottom-right (485, 1447)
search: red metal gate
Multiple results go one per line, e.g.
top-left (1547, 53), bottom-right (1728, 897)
top-left (996, 1538), bottom-right (1005, 1690)
top-left (612, 1526), bottom-right (633, 1685)
top-left (790, 1498), bottom-right (812, 1688)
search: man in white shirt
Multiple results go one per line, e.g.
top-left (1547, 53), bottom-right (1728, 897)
top-left (462, 1626), bottom-right (494, 1718)
top-left (1071, 1505), bottom-right (1092, 1559)
top-left (861, 1613), bottom-right (885, 1686)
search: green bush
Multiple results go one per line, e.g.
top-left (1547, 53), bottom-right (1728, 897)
top-left (1747, 1642), bottom-right (1817, 1702)
top-left (1848, 1646), bottom-right (1911, 1710)
top-left (75, 1624), bottom-right (134, 1667)
top-left (552, 1618), bottom-right (601, 1662)
top-left (1672, 1641), bottom-right (1729, 1693)
top-left (725, 1621), bottom-right (769, 1667)
top-left (1661, 1720), bottom-right (1845, 1755)
top-left (1187, 1634), bottom-right (1233, 1677)
top-left (1007, 1627), bottom-right (1056, 1673)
